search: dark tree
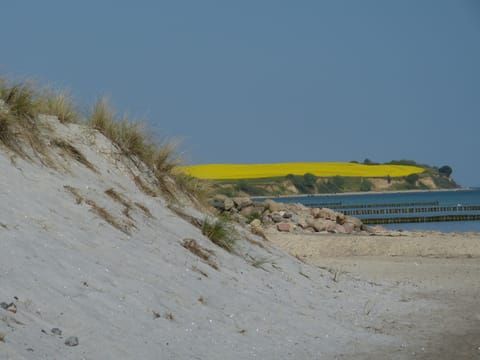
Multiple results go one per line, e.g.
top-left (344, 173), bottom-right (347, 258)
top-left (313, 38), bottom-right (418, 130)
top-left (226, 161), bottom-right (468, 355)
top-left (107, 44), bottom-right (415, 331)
top-left (439, 165), bottom-right (453, 178)
top-left (405, 173), bottom-right (419, 185)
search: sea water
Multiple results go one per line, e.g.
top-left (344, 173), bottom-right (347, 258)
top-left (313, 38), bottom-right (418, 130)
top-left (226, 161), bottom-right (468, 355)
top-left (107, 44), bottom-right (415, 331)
top-left (263, 188), bottom-right (480, 233)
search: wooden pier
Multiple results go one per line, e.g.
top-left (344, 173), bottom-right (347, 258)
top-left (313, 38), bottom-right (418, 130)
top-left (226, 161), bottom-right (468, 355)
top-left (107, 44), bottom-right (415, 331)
top-left (363, 214), bottom-right (480, 224)
top-left (341, 205), bottom-right (480, 217)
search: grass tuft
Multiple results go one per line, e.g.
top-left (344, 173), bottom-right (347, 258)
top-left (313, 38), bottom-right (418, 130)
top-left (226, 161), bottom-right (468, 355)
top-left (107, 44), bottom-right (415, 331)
top-left (0, 81), bottom-right (38, 119)
top-left (201, 217), bottom-right (236, 253)
top-left (0, 79), bottom-right (61, 164)
top-left (38, 90), bottom-right (78, 123)
top-left (89, 98), bottom-right (156, 164)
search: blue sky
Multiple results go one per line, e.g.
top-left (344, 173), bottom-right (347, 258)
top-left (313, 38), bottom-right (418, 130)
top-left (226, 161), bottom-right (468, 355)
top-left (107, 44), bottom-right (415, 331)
top-left (1, 1), bottom-right (479, 186)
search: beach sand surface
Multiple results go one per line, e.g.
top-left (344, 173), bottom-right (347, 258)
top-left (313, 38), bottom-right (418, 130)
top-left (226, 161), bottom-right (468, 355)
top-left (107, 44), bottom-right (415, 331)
top-left (266, 231), bottom-right (480, 359)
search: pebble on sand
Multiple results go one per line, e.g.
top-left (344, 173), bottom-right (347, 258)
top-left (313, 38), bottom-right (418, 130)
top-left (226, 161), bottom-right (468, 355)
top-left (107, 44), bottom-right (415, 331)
top-left (64, 336), bottom-right (79, 347)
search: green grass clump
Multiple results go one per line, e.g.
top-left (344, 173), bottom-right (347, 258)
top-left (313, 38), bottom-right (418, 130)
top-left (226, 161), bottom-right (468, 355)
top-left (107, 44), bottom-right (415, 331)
top-left (201, 217), bottom-right (236, 253)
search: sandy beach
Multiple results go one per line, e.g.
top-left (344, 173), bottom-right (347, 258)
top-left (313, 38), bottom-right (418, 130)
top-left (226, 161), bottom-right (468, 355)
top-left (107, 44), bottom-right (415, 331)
top-left (266, 230), bottom-right (480, 359)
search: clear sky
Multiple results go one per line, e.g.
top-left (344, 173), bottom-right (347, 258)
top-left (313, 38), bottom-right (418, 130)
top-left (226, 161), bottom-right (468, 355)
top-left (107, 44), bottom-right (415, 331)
top-left (1, 1), bottom-right (479, 186)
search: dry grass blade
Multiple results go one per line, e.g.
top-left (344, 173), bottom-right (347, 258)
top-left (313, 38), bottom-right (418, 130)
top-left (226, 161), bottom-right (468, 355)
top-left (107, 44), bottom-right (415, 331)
top-left (85, 198), bottom-right (131, 235)
top-left (168, 205), bottom-right (203, 228)
top-left (64, 185), bottom-right (130, 234)
top-left (181, 238), bottom-right (218, 270)
top-left (52, 139), bottom-right (96, 171)
top-left (64, 185), bottom-right (84, 204)
top-left (105, 188), bottom-right (131, 209)
top-left (133, 175), bottom-right (158, 197)
top-left (134, 202), bottom-right (154, 218)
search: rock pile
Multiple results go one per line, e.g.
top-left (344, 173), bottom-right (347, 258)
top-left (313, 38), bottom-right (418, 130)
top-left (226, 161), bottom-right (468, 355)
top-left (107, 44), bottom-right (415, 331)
top-left (212, 195), bottom-right (385, 235)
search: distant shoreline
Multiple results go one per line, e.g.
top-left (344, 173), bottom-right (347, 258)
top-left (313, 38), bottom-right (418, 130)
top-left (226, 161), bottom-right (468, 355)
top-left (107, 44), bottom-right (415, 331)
top-left (251, 187), bottom-right (472, 200)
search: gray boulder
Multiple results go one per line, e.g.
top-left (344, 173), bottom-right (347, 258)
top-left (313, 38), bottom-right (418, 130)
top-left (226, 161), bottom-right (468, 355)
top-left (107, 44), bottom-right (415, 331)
top-left (213, 195), bottom-right (234, 211)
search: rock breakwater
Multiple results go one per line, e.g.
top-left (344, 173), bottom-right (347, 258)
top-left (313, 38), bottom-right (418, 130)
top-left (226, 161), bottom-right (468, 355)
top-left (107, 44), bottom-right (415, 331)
top-left (212, 195), bottom-right (389, 236)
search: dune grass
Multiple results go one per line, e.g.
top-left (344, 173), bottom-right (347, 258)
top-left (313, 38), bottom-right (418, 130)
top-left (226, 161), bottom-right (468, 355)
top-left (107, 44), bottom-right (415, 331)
top-left (89, 98), bottom-right (157, 163)
top-left (0, 79), bottom-right (77, 161)
top-left (88, 98), bottom-right (188, 188)
top-left (38, 90), bottom-right (78, 123)
top-left (0, 80), bottom-right (78, 123)
top-left (0, 80), bottom-right (40, 154)
top-left (180, 162), bottom-right (425, 180)
top-left (0, 77), bottom-right (210, 200)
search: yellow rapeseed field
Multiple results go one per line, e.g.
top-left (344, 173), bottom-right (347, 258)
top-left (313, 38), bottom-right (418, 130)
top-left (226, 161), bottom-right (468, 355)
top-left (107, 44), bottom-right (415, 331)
top-left (179, 162), bottom-right (425, 180)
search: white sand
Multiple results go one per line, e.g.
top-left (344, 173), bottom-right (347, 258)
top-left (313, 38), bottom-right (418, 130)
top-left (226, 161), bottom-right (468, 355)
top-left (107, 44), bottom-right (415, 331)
top-left (1, 117), bottom-right (479, 359)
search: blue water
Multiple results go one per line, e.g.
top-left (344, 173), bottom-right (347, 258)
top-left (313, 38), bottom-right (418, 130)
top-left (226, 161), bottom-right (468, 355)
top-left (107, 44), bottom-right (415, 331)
top-left (262, 189), bottom-right (480, 233)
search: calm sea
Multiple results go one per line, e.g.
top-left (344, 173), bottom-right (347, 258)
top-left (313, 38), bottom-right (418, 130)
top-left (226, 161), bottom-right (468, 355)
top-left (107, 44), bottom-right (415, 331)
top-left (264, 189), bottom-right (480, 233)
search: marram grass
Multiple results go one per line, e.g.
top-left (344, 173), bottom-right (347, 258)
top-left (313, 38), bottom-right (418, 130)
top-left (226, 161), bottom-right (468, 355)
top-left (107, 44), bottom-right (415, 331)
top-left (179, 162), bottom-right (425, 180)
